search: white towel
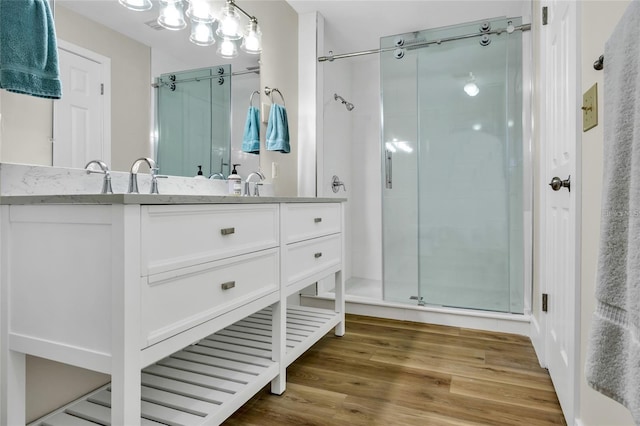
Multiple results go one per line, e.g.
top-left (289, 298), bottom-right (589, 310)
top-left (585, 1), bottom-right (640, 423)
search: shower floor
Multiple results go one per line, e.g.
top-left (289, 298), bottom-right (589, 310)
top-left (338, 277), bottom-right (516, 313)
top-left (311, 276), bottom-right (530, 336)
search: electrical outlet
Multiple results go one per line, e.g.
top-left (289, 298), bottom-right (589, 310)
top-left (272, 162), bottom-right (279, 178)
top-left (261, 103), bottom-right (270, 124)
top-left (582, 83), bottom-right (598, 132)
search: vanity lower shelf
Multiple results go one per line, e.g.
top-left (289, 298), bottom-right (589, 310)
top-left (32, 305), bottom-right (341, 426)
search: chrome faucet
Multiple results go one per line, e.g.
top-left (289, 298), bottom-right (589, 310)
top-left (84, 160), bottom-right (113, 194)
top-left (209, 172), bottom-right (225, 180)
top-left (244, 171), bottom-right (265, 197)
top-left (128, 157), bottom-right (160, 194)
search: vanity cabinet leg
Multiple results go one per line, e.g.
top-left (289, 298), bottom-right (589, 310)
top-left (1, 350), bottom-right (26, 426)
top-left (270, 301), bottom-right (286, 395)
top-left (334, 271), bottom-right (345, 337)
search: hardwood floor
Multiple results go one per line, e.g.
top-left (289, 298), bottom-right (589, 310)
top-left (224, 314), bottom-right (566, 425)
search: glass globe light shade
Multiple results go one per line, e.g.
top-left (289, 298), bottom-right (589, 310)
top-left (158, 0), bottom-right (187, 31)
top-left (186, 0), bottom-right (215, 23)
top-left (189, 21), bottom-right (215, 46)
top-left (217, 37), bottom-right (239, 59)
top-left (118, 0), bottom-right (152, 12)
top-left (241, 20), bottom-right (262, 54)
top-left (216, 4), bottom-right (242, 40)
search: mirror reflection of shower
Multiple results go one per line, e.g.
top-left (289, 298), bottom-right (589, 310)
top-left (334, 93), bottom-right (355, 111)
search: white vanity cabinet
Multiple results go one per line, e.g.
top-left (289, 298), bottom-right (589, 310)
top-left (0, 197), bottom-right (345, 426)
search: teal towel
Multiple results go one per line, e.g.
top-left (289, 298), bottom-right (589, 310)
top-left (266, 103), bottom-right (290, 153)
top-left (241, 106), bottom-right (260, 154)
top-left (0, 0), bottom-right (62, 99)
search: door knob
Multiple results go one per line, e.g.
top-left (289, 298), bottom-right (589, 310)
top-left (549, 175), bottom-right (571, 192)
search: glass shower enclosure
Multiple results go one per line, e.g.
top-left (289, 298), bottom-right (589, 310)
top-left (381, 18), bottom-right (524, 314)
top-left (156, 65), bottom-right (232, 178)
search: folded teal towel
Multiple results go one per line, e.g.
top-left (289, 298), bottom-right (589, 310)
top-left (266, 103), bottom-right (290, 153)
top-left (241, 106), bottom-right (260, 154)
top-left (0, 0), bottom-right (62, 99)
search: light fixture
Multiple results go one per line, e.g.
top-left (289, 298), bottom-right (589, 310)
top-left (217, 37), bottom-right (239, 59)
top-left (464, 72), bottom-right (480, 97)
top-left (190, 21), bottom-right (215, 46)
top-left (158, 0), bottom-right (187, 31)
top-left (118, 0), bottom-right (152, 12)
top-left (241, 18), bottom-right (262, 54)
top-left (186, 0), bottom-right (215, 23)
top-left (216, 1), bottom-right (243, 40)
top-left (119, 0), bottom-right (261, 59)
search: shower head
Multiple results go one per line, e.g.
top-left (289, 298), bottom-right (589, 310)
top-left (334, 93), bottom-right (355, 111)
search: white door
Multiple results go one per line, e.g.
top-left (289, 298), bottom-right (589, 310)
top-left (540, 1), bottom-right (579, 423)
top-left (54, 42), bottom-right (111, 168)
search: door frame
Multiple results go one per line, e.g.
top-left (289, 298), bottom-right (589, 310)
top-left (54, 40), bottom-right (112, 167)
top-left (530, 1), bottom-right (582, 423)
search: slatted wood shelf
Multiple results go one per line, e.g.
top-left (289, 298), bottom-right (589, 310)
top-left (31, 306), bottom-right (341, 426)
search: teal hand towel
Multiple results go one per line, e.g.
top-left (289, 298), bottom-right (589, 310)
top-left (0, 0), bottom-right (62, 99)
top-left (241, 106), bottom-right (260, 154)
top-left (266, 103), bottom-right (290, 153)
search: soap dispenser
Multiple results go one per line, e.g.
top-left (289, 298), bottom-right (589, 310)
top-left (195, 165), bottom-right (205, 179)
top-left (228, 164), bottom-right (242, 195)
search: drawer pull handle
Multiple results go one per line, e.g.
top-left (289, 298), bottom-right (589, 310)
top-left (220, 227), bottom-right (235, 235)
top-left (314, 252), bottom-right (323, 259)
top-left (221, 281), bottom-right (236, 290)
top-left (314, 217), bottom-right (322, 223)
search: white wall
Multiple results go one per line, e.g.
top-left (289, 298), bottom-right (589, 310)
top-left (254, 1), bottom-right (299, 196)
top-left (578, 1), bottom-right (634, 424)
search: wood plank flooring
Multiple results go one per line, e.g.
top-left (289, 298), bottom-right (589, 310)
top-left (224, 314), bottom-right (566, 425)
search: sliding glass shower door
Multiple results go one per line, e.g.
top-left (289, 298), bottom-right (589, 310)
top-left (381, 18), bottom-right (524, 313)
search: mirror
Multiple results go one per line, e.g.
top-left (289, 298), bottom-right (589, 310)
top-left (54, 0), bottom-right (261, 175)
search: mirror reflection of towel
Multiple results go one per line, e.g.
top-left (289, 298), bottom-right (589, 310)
top-left (241, 106), bottom-right (260, 154)
top-left (0, 0), bottom-right (62, 99)
top-left (266, 103), bottom-right (290, 153)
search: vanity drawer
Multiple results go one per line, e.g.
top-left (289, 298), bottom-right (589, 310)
top-left (285, 234), bottom-right (341, 287)
top-left (141, 204), bottom-right (279, 275)
top-left (141, 248), bottom-right (279, 347)
top-left (283, 203), bottom-right (341, 243)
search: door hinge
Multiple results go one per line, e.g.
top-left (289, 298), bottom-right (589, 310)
top-left (542, 6), bottom-right (548, 25)
top-left (542, 293), bottom-right (549, 312)
top-left (100, 83), bottom-right (104, 95)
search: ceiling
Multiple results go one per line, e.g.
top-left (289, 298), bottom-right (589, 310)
top-left (286, 0), bottom-right (530, 54)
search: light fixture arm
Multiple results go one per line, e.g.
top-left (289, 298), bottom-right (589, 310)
top-left (227, 0), bottom-right (258, 25)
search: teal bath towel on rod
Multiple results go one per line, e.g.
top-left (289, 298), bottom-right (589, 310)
top-left (242, 91), bottom-right (261, 154)
top-left (265, 87), bottom-right (290, 153)
top-left (0, 0), bottom-right (62, 99)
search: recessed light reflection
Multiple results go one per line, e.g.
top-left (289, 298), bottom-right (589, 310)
top-left (472, 123), bottom-right (482, 131)
top-left (508, 120), bottom-right (514, 128)
top-left (385, 139), bottom-right (413, 153)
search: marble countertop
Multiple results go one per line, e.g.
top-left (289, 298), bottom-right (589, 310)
top-left (0, 193), bottom-right (346, 205)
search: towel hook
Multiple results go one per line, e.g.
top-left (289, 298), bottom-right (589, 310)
top-left (264, 86), bottom-right (286, 106)
top-left (594, 54), bottom-right (604, 71)
top-left (249, 90), bottom-right (260, 108)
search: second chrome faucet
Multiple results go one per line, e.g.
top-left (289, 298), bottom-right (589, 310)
top-left (129, 157), bottom-right (165, 194)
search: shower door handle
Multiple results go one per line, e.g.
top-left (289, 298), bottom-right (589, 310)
top-left (385, 149), bottom-right (393, 189)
